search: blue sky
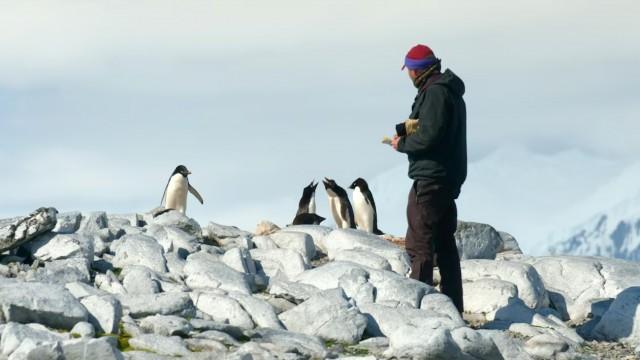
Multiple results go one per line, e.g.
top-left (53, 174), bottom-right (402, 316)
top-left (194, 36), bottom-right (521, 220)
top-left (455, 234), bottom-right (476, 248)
top-left (1, 1), bottom-right (639, 251)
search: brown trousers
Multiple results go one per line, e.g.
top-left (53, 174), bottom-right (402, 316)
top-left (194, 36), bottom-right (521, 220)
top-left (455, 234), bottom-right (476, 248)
top-left (405, 180), bottom-right (464, 313)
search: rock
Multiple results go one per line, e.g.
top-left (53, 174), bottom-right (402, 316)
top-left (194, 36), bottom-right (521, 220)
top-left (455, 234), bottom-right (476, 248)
top-left (324, 229), bottom-right (410, 275)
top-left (112, 234), bottom-right (167, 273)
top-left (0, 279), bottom-right (88, 330)
top-left (151, 210), bottom-right (202, 237)
top-left (65, 281), bottom-right (105, 299)
top-left (498, 231), bottom-right (522, 253)
top-left (524, 333), bottom-right (570, 359)
top-left (108, 213), bottom-right (140, 228)
top-left (184, 338), bottom-right (227, 354)
top-left (146, 225), bottom-right (200, 258)
top-left (31, 257), bottom-right (91, 284)
top-left (193, 329), bottom-right (240, 346)
top-left (420, 293), bottom-right (465, 325)
top-left (251, 235), bottom-right (279, 249)
top-left (524, 256), bottom-right (640, 322)
top-left (52, 212), bottom-right (82, 234)
top-left (463, 278), bottom-right (519, 319)
top-left (0, 208), bottom-right (57, 253)
top-left (250, 248), bottom-right (307, 279)
top-left (247, 328), bottom-right (328, 359)
top-left (226, 342), bottom-right (275, 359)
top-left (479, 329), bottom-right (534, 360)
top-left (383, 327), bottom-right (465, 360)
top-left (164, 251), bottom-right (186, 277)
top-left (9, 339), bottom-right (64, 360)
top-left (128, 334), bottom-right (190, 356)
top-left (0, 322), bottom-right (67, 358)
top-left (189, 319), bottom-right (245, 340)
top-left (23, 232), bottom-right (94, 262)
top-left (270, 231), bottom-right (316, 262)
top-left (367, 267), bottom-right (434, 308)
top-left (202, 222), bottom-right (250, 244)
top-left (267, 279), bottom-right (321, 302)
top-left (255, 220), bottom-right (280, 236)
top-left (294, 261), bottom-right (366, 290)
top-left (451, 327), bottom-right (502, 360)
top-left (591, 286), bottom-right (640, 346)
top-left (121, 266), bottom-right (161, 294)
top-left (117, 293), bottom-right (195, 318)
top-left (222, 247), bottom-right (257, 275)
top-left (227, 292), bottom-right (284, 329)
top-left (279, 288), bottom-right (367, 344)
top-left (139, 314), bottom-right (192, 337)
top-left (338, 268), bottom-right (375, 306)
top-left (184, 252), bottom-right (252, 294)
top-left (78, 211), bottom-right (109, 234)
top-left (461, 259), bottom-right (549, 309)
top-left (62, 338), bottom-right (124, 360)
top-left (360, 302), bottom-right (465, 340)
top-left (95, 270), bottom-right (127, 295)
top-left (80, 295), bottom-right (122, 334)
top-left (282, 225), bottom-right (332, 253)
top-left (190, 291), bottom-right (255, 329)
top-left (455, 221), bottom-right (503, 260)
top-left (334, 249), bottom-right (392, 271)
top-left (71, 321), bottom-right (95, 338)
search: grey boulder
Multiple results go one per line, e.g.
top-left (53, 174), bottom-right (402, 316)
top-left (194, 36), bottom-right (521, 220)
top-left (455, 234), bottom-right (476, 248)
top-left (80, 295), bottom-right (122, 334)
top-left (112, 234), bottom-right (167, 273)
top-left (454, 221), bottom-right (504, 260)
top-left (0, 279), bottom-right (88, 330)
top-left (279, 288), bottom-right (367, 344)
top-left (0, 207), bottom-right (57, 253)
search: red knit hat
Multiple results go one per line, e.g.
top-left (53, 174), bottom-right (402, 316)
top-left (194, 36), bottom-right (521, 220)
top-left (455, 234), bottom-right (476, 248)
top-left (402, 44), bottom-right (438, 70)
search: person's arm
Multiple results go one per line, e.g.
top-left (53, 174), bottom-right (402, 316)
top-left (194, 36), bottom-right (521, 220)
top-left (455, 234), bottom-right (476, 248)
top-left (397, 87), bottom-right (448, 154)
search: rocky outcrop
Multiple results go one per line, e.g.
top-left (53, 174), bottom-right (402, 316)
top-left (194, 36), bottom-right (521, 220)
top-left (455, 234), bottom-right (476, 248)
top-left (0, 208), bottom-right (636, 359)
top-left (0, 207), bottom-right (57, 253)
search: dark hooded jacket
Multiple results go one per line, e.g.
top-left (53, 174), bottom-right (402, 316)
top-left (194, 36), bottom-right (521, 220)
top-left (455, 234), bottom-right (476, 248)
top-left (397, 69), bottom-right (467, 198)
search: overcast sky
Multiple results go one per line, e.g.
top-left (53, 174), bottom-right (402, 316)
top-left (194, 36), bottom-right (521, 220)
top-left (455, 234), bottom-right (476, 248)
top-left (1, 1), bottom-right (639, 249)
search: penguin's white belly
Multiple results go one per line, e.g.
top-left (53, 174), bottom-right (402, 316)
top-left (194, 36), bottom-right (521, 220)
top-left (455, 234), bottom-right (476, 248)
top-left (165, 175), bottom-right (188, 214)
top-left (308, 196), bottom-right (316, 214)
top-left (329, 196), bottom-right (346, 229)
top-left (353, 189), bottom-right (374, 233)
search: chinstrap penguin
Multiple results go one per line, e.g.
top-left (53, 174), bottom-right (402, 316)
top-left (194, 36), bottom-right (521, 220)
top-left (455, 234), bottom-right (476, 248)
top-left (349, 177), bottom-right (384, 235)
top-left (159, 165), bottom-right (204, 215)
top-left (322, 177), bottom-right (355, 229)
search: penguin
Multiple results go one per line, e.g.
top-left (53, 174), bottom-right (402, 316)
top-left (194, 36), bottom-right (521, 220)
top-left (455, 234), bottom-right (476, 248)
top-left (292, 213), bottom-right (326, 225)
top-left (159, 165), bottom-right (204, 215)
top-left (322, 177), bottom-right (356, 229)
top-left (296, 181), bottom-right (318, 216)
top-left (349, 178), bottom-right (384, 235)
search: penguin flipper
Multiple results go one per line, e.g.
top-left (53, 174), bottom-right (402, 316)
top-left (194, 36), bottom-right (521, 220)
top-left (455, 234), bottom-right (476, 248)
top-left (188, 183), bottom-right (204, 204)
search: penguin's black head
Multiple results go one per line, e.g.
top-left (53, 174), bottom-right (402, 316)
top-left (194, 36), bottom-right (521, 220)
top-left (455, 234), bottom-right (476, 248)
top-left (349, 177), bottom-right (369, 190)
top-left (303, 180), bottom-right (318, 196)
top-left (322, 178), bottom-right (337, 191)
top-left (173, 165), bottom-right (191, 177)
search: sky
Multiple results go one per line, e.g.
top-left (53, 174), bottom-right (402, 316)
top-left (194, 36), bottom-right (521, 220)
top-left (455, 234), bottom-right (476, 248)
top-left (1, 1), bottom-right (639, 253)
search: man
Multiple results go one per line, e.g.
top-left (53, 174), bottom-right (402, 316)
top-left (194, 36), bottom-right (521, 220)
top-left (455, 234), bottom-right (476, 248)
top-left (391, 44), bottom-right (467, 313)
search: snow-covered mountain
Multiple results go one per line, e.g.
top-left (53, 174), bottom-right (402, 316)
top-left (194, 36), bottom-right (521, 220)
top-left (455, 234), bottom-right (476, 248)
top-left (546, 163), bottom-right (640, 259)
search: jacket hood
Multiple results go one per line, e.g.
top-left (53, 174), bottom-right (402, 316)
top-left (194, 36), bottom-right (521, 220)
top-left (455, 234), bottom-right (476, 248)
top-left (432, 69), bottom-right (465, 96)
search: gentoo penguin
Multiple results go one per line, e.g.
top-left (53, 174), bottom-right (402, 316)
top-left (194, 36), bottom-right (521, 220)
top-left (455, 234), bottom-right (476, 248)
top-left (292, 213), bottom-right (325, 225)
top-left (159, 165), bottom-right (204, 215)
top-left (296, 181), bottom-right (318, 216)
top-left (322, 177), bottom-right (355, 229)
top-left (349, 178), bottom-right (384, 235)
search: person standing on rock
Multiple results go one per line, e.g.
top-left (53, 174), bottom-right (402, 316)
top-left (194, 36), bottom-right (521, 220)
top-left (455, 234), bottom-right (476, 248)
top-left (390, 44), bottom-right (467, 313)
